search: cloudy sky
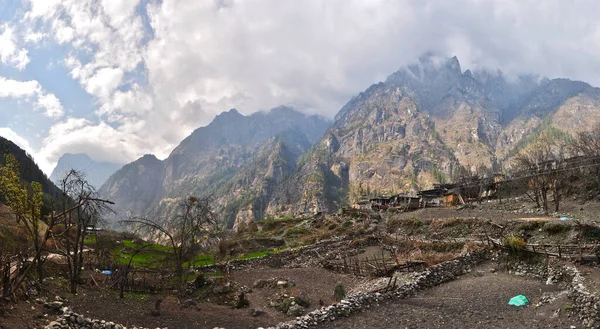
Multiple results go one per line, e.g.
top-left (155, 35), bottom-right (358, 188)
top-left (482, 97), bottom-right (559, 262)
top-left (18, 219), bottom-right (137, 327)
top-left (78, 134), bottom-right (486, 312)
top-left (2, 0), bottom-right (600, 175)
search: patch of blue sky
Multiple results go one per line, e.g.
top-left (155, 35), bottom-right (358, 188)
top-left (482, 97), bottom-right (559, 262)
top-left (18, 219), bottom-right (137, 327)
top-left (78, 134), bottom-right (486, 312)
top-left (137, 0), bottom-right (155, 42)
top-left (0, 0), bottom-right (22, 22)
top-left (24, 44), bottom-right (96, 118)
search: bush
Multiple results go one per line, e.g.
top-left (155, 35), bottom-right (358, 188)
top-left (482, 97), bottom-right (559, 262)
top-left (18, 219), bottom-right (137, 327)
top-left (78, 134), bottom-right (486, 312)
top-left (518, 221), bottom-right (544, 231)
top-left (581, 224), bottom-right (600, 241)
top-left (333, 282), bottom-right (346, 302)
top-left (543, 222), bottom-right (569, 235)
top-left (503, 236), bottom-right (527, 252)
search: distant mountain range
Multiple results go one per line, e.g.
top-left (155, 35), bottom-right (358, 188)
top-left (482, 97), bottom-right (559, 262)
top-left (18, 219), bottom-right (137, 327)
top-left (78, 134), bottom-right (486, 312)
top-left (50, 153), bottom-right (123, 189)
top-left (90, 55), bottom-right (600, 228)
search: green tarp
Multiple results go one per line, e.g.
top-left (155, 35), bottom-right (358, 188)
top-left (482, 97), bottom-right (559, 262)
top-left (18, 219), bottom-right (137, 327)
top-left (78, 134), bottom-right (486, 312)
top-left (508, 295), bottom-right (529, 306)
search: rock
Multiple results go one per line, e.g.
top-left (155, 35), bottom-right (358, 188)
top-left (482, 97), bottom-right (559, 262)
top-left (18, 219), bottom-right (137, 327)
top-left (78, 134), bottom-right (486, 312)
top-left (213, 283), bottom-right (231, 294)
top-left (251, 308), bottom-right (266, 317)
top-left (233, 291), bottom-right (249, 309)
top-left (277, 280), bottom-right (295, 288)
top-left (287, 304), bottom-right (306, 316)
top-left (253, 279), bottom-right (272, 289)
top-left (182, 299), bottom-right (197, 309)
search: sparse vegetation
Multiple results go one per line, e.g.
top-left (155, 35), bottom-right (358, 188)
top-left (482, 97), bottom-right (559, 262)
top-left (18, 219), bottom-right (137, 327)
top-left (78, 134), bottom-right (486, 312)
top-left (504, 236), bottom-right (527, 252)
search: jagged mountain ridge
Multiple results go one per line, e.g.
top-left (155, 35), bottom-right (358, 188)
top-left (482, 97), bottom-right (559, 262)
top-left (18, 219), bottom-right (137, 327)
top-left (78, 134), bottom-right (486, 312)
top-left (99, 107), bottom-right (331, 226)
top-left (101, 55), bottom-right (600, 227)
top-left (50, 153), bottom-right (123, 189)
top-left (267, 55), bottom-right (600, 219)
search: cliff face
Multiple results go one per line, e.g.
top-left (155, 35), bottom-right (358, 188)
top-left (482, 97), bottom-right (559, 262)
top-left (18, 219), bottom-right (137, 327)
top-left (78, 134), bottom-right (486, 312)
top-left (99, 107), bottom-right (330, 227)
top-left (101, 55), bottom-right (600, 227)
top-left (268, 56), bottom-right (600, 216)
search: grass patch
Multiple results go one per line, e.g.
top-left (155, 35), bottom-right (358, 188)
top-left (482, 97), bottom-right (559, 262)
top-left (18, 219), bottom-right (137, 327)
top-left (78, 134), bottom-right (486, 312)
top-left (503, 236), bottom-right (527, 252)
top-left (543, 222), bottom-right (570, 235)
top-left (518, 221), bottom-right (544, 232)
top-left (387, 216), bottom-right (425, 233)
top-left (232, 249), bottom-right (280, 261)
top-left (83, 235), bottom-right (97, 244)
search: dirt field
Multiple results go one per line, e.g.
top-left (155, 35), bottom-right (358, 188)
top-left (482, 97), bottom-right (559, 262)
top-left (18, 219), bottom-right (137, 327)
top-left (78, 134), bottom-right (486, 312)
top-left (319, 264), bottom-right (581, 329)
top-left (55, 267), bottom-right (357, 329)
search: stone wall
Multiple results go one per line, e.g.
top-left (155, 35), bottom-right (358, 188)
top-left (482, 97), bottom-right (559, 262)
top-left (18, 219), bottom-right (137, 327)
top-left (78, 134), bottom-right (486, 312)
top-left (504, 257), bottom-right (600, 328)
top-left (265, 249), bottom-right (491, 329)
top-left (44, 307), bottom-right (158, 329)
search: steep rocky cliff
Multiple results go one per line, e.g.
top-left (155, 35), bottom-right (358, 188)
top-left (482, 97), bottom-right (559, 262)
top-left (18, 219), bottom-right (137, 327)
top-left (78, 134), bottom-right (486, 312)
top-left (101, 55), bottom-right (600, 227)
top-left (268, 56), bottom-right (600, 217)
top-left (99, 107), bottom-right (330, 226)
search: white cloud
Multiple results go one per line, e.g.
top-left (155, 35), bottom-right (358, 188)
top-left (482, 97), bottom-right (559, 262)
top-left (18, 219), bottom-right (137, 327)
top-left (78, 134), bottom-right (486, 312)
top-left (0, 25), bottom-right (30, 70)
top-left (0, 77), bottom-right (40, 97)
top-left (84, 67), bottom-right (124, 99)
top-left (9, 0), bottom-right (600, 173)
top-left (36, 93), bottom-right (65, 118)
top-left (0, 76), bottom-right (64, 119)
top-left (0, 128), bottom-right (34, 155)
top-left (36, 117), bottom-right (151, 174)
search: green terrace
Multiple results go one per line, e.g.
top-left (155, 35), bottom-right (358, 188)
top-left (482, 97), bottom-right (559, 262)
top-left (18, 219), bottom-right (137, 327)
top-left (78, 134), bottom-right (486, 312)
top-left (87, 237), bottom-right (283, 269)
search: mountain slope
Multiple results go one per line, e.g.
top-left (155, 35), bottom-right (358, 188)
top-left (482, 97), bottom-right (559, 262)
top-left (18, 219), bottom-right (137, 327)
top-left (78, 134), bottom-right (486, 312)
top-left (99, 107), bottom-right (331, 225)
top-left (101, 55), bottom-right (600, 226)
top-left (0, 136), bottom-right (62, 207)
top-left (271, 56), bottom-right (600, 217)
top-left (50, 153), bottom-right (122, 188)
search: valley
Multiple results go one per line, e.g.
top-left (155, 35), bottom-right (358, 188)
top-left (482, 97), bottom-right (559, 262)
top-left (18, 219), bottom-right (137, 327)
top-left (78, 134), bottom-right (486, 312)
top-left (3, 56), bottom-right (600, 329)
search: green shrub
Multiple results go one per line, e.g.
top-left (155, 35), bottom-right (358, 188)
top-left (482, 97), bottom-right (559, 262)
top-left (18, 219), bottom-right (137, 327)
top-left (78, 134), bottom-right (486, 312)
top-left (503, 236), bottom-right (527, 252)
top-left (334, 282), bottom-right (346, 302)
top-left (342, 220), bottom-right (352, 228)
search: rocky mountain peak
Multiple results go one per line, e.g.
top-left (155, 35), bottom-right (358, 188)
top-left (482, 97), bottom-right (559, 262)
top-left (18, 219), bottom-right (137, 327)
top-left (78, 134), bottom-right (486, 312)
top-left (50, 153), bottom-right (123, 188)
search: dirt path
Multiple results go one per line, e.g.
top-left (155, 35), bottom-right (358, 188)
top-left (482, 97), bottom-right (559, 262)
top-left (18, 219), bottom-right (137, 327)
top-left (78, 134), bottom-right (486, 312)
top-left (318, 269), bottom-right (581, 329)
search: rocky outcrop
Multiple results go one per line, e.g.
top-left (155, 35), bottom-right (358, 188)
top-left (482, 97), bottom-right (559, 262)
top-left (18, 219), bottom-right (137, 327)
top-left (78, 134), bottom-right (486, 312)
top-left (101, 55), bottom-right (600, 224)
top-left (99, 107), bottom-right (330, 227)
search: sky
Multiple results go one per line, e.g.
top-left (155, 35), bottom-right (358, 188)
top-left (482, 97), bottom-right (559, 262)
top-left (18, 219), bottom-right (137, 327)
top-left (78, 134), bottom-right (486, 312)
top-left (2, 0), bottom-right (600, 175)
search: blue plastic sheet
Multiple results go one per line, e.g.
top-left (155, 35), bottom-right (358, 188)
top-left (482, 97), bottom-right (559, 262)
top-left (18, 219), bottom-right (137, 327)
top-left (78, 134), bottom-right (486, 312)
top-left (101, 270), bottom-right (112, 275)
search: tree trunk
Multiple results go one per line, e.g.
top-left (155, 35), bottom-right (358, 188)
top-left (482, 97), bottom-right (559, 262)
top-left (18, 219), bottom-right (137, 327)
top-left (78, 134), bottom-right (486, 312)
top-left (2, 261), bottom-right (11, 298)
top-left (553, 181), bottom-right (560, 213)
top-left (541, 188), bottom-right (549, 215)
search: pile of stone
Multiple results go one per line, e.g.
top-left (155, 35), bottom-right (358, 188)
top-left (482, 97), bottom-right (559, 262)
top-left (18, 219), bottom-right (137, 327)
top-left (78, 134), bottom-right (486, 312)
top-left (41, 297), bottom-right (164, 329)
top-left (564, 266), bottom-right (600, 327)
top-left (262, 249), bottom-right (490, 329)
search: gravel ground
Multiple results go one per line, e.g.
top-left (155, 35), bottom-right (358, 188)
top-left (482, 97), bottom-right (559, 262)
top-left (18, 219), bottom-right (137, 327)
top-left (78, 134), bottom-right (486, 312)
top-left (318, 268), bottom-right (581, 329)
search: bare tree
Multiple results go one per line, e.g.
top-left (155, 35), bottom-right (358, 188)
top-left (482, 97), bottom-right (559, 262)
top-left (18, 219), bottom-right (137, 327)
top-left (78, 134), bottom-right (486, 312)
top-left (123, 195), bottom-right (219, 298)
top-left (53, 169), bottom-right (114, 294)
top-left (514, 135), bottom-right (569, 214)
